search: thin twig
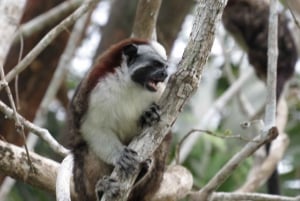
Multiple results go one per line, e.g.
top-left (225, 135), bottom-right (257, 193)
top-left (208, 192), bottom-right (298, 201)
top-left (31, 13), bottom-right (89, 156)
top-left (2, 0), bottom-right (99, 89)
top-left (221, 39), bottom-right (254, 117)
top-left (0, 100), bottom-right (69, 156)
top-left (177, 69), bottom-right (254, 164)
top-left (13, 0), bottom-right (83, 44)
top-left (194, 127), bottom-right (279, 201)
top-left (0, 66), bottom-right (33, 171)
top-left (286, 2), bottom-right (300, 29)
top-left (30, 13), bottom-right (91, 158)
top-left (175, 129), bottom-right (260, 165)
top-left (237, 98), bottom-right (290, 193)
top-left (14, 27), bottom-right (24, 110)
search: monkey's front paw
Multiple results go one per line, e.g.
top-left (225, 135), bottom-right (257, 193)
top-left (140, 103), bottom-right (161, 128)
top-left (117, 147), bottom-right (140, 178)
top-left (96, 176), bottom-right (120, 200)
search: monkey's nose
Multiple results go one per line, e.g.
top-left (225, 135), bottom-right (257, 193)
top-left (153, 69), bottom-right (168, 81)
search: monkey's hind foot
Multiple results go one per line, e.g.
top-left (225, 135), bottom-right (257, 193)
top-left (117, 147), bottom-right (140, 178)
top-left (96, 176), bottom-right (121, 201)
top-left (140, 103), bottom-right (161, 127)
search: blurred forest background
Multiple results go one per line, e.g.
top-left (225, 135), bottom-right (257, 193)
top-left (0, 0), bottom-right (299, 200)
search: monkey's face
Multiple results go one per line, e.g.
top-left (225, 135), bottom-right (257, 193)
top-left (123, 43), bottom-right (168, 92)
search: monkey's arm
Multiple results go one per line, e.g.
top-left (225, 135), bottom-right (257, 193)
top-left (81, 128), bottom-right (139, 175)
top-left (82, 129), bottom-right (124, 165)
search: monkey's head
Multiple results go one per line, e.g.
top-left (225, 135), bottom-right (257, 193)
top-left (84, 39), bottom-right (169, 99)
top-left (122, 41), bottom-right (169, 92)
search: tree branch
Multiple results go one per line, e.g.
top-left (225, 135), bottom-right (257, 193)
top-left (0, 139), bottom-right (59, 193)
top-left (209, 192), bottom-right (298, 201)
top-left (14, 0), bottom-right (83, 44)
top-left (0, 100), bottom-right (69, 156)
top-left (132, 0), bottom-right (162, 40)
top-left (1, 0), bottom-right (99, 89)
top-left (264, 0), bottom-right (278, 130)
top-left (101, 0), bottom-right (227, 200)
top-left (192, 127), bottom-right (278, 201)
top-left (0, 139), bottom-right (192, 201)
top-left (237, 98), bottom-right (289, 192)
top-left (177, 68), bottom-right (254, 163)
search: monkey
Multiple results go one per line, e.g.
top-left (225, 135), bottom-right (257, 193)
top-left (66, 38), bottom-right (170, 201)
top-left (222, 0), bottom-right (298, 194)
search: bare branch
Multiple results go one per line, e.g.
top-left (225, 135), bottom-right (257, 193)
top-left (2, 0), bottom-right (99, 89)
top-left (237, 98), bottom-right (289, 192)
top-left (132, 0), bottom-right (162, 40)
top-left (264, 0), bottom-right (278, 130)
top-left (0, 139), bottom-right (192, 201)
top-left (32, 13), bottom-right (90, 134)
top-left (0, 127), bottom-right (46, 198)
top-left (101, 0), bottom-right (227, 200)
top-left (220, 36), bottom-right (255, 117)
top-left (177, 69), bottom-right (254, 163)
top-left (193, 127), bottom-right (278, 201)
top-left (193, 121), bottom-right (278, 201)
top-left (286, 0), bottom-right (300, 29)
top-left (0, 100), bottom-right (69, 156)
top-left (0, 13), bottom-right (89, 189)
top-left (209, 192), bottom-right (298, 201)
top-left (175, 129), bottom-right (259, 165)
top-left (14, 0), bottom-right (83, 44)
top-left (0, 66), bottom-right (33, 170)
top-left (0, 139), bottom-right (59, 193)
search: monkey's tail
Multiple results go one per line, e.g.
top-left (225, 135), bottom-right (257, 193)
top-left (56, 153), bottom-right (74, 201)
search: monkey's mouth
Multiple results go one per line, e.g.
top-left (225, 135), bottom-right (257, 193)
top-left (147, 80), bottom-right (162, 92)
top-left (147, 75), bottom-right (168, 92)
top-left (146, 70), bottom-right (168, 92)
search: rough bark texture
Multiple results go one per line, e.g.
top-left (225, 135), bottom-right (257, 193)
top-left (0, 140), bottom-right (59, 193)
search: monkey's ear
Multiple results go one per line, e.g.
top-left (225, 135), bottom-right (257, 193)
top-left (123, 44), bottom-right (138, 58)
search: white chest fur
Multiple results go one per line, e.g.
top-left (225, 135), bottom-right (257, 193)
top-left (81, 67), bottom-right (163, 145)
